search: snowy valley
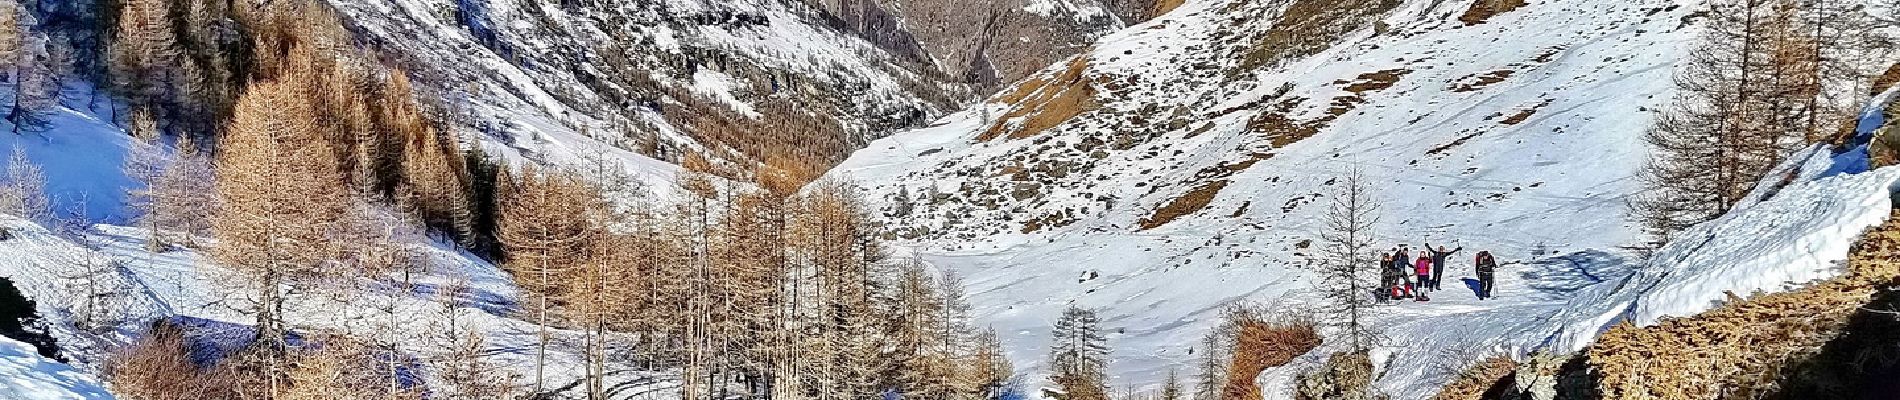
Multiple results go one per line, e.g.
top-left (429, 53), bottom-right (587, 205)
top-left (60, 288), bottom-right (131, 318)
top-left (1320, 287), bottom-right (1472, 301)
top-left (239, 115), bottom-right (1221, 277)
top-left (0, 0), bottom-right (1893, 399)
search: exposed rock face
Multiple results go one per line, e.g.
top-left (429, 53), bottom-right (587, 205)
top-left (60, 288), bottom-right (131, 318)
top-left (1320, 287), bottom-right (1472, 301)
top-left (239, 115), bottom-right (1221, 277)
top-left (1295, 352), bottom-right (1378, 400)
top-left (809, 0), bottom-right (1159, 91)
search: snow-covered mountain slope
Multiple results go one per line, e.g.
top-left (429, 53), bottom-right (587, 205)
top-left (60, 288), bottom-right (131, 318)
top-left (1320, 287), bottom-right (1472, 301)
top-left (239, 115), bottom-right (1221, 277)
top-left (812, 0), bottom-right (1157, 89)
top-left (0, 94), bottom-right (141, 224)
top-left (325, 0), bottom-right (969, 188)
top-left (822, 0), bottom-right (1852, 395)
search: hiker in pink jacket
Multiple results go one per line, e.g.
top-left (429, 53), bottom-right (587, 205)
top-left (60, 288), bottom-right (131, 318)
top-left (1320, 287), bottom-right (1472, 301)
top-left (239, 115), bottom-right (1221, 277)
top-left (1413, 255), bottom-right (1433, 301)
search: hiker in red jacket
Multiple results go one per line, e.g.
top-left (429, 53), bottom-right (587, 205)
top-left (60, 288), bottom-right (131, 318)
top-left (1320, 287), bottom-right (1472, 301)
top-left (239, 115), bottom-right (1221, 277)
top-left (1413, 255), bottom-right (1433, 301)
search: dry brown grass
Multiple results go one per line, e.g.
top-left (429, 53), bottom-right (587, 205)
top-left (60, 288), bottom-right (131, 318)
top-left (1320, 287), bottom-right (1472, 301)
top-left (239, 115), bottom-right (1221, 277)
top-left (1499, 100), bottom-right (1552, 125)
top-left (1451, 70), bottom-right (1517, 92)
top-left (1254, 111), bottom-right (1328, 148)
top-left (1871, 62), bottom-right (1900, 96)
top-left (1222, 317), bottom-right (1322, 400)
top-left (981, 57), bottom-right (1100, 141)
top-left (1247, 69), bottom-right (1407, 149)
top-left (1430, 356), bottom-right (1518, 400)
top-left (1140, 180), bottom-right (1230, 230)
top-left (1341, 69), bottom-right (1409, 93)
top-left (1240, 0), bottom-right (1402, 71)
top-left (1588, 211), bottom-right (1900, 400)
top-left (1459, 0), bottom-right (1530, 25)
top-left (1149, 0), bottom-right (1187, 18)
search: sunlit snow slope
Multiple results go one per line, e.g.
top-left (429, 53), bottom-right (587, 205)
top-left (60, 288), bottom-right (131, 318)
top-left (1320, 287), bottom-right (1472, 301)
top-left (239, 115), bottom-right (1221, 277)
top-left (822, 0), bottom-right (1859, 397)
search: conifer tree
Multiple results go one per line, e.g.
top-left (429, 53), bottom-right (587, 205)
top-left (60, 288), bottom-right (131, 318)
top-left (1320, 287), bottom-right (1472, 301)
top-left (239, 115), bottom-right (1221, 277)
top-left (1049, 306), bottom-right (1110, 400)
top-left (494, 165), bottom-right (598, 394)
top-left (1636, 0), bottom-right (1883, 242)
top-left (0, 147), bottom-right (46, 224)
top-left (1161, 369), bottom-right (1183, 400)
top-left (212, 70), bottom-right (367, 352)
top-left (1313, 169), bottom-right (1378, 351)
top-left (0, 1), bottom-right (54, 134)
top-left (888, 261), bottom-right (955, 399)
top-left (1189, 329), bottom-right (1228, 400)
top-left (968, 328), bottom-right (1015, 400)
top-left (111, 0), bottom-right (181, 109)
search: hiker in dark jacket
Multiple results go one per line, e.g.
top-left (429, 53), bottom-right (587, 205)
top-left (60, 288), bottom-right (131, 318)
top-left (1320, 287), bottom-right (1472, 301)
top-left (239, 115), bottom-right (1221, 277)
top-left (1378, 254), bottom-right (1395, 301)
top-left (1423, 244), bottom-right (1462, 290)
top-left (1392, 245), bottom-right (1411, 272)
top-left (1475, 251), bottom-right (1500, 300)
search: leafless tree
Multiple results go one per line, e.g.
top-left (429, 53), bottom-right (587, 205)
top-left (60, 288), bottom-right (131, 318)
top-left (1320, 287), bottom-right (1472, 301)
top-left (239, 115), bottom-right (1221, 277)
top-left (1312, 168), bottom-right (1379, 352)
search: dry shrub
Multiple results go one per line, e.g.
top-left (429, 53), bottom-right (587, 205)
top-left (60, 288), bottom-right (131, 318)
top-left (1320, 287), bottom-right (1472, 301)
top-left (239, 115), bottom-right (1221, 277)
top-left (1140, 180), bottom-right (1230, 230)
top-left (106, 324), bottom-right (241, 400)
top-left (1220, 310), bottom-right (1321, 400)
top-left (1252, 109), bottom-right (1328, 148)
top-left (1294, 351), bottom-right (1377, 400)
top-left (279, 338), bottom-right (424, 400)
top-left (1766, 286), bottom-right (1900, 399)
top-left (107, 324), bottom-right (427, 400)
top-left (1430, 356), bottom-right (1518, 400)
top-left (981, 57), bottom-right (1099, 141)
top-left (1459, 0), bottom-right (1530, 25)
top-left (1588, 211), bottom-right (1900, 400)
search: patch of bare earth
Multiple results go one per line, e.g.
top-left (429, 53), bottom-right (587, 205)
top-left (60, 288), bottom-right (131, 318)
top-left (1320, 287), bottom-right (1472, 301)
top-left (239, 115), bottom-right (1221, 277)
top-left (1150, 0), bottom-right (1186, 18)
top-left (1451, 70), bottom-right (1516, 92)
top-left (979, 57), bottom-right (1099, 141)
top-left (1250, 69), bottom-right (1410, 148)
top-left (1139, 180), bottom-right (1230, 230)
top-left (1239, 0), bottom-right (1403, 71)
top-left (1459, 0), bottom-right (1530, 25)
top-left (1498, 99), bottom-right (1551, 125)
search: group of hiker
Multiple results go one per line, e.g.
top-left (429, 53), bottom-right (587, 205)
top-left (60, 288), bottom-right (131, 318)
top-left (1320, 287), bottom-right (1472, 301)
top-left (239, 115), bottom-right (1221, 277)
top-left (1377, 243), bottom-right (1501, 302)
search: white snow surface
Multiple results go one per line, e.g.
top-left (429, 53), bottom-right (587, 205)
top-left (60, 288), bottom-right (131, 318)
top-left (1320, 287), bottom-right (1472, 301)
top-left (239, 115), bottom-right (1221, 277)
top-left (0, 336), bottom-right (114, 400)
top-left (0, 212), bottom-right (650, 399)
top-left (0, 94), bottom-right (139, 224)
top-left (828, 0), bottom-right (1900, 398)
